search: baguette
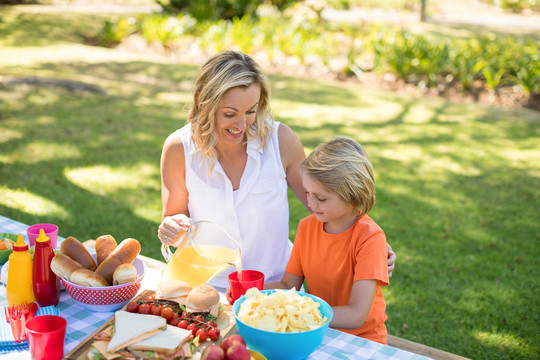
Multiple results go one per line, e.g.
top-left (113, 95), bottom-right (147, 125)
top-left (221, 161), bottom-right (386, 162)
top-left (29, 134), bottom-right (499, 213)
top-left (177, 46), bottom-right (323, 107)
top-left (60, 236), bottom-right (97, 271)
top-left (50, 254), bottom-right (84, 281)
top-left (95, 238), bottom-right (141, 285)
top-left (95, 234), bottom-right (117, 266)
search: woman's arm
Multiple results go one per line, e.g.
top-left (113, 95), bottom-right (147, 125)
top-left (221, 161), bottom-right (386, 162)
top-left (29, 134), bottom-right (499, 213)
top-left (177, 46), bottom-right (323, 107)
top-left (329, 279), bottom-right (377, 329)
top-left (158, 133), bottom-right (192, 246)
top-left (278, 123), bottom-right (309, 211)
top-left (264, 271), bottom-right (304, 291)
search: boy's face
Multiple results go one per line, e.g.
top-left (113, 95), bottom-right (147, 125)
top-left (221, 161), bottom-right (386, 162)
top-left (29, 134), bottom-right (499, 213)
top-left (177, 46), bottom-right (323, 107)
top-left (302, 172), bottom-right (357, 234)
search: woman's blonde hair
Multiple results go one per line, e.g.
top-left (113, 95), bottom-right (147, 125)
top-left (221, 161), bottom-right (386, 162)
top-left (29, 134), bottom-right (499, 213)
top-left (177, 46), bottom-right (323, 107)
top-left (301, 137), bottom-right (376, 217)
top-left (188, 50), bottom-right (273, 169)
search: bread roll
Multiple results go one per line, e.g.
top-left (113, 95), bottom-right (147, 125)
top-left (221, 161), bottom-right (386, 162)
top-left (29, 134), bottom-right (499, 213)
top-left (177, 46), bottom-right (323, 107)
top-left (95, 234), bottom-right (117, 266)
top-left (185, 285), bottom-right (220, 316)
top-left (50, 254), bottom-right (84, 281)
top-left (95, 238), bottom-right (141, 285)
top-left (60, 236), bottom-right (97, 271)
top-left (70, 268), bottom-right (108, 287)
top-left (113, 264), bottom-right (138, 285)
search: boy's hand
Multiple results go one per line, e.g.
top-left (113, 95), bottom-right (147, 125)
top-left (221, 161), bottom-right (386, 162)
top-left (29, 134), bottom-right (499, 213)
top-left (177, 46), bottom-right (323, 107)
top-left (387, 243), bottom-right (396, 278)
top-left (226, 287), bottom-right (233, 305)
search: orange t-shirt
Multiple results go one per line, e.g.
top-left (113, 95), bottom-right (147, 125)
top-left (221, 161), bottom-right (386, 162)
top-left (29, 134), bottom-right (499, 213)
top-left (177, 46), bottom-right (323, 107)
top-left (286, 214), bottom-right (389, 344)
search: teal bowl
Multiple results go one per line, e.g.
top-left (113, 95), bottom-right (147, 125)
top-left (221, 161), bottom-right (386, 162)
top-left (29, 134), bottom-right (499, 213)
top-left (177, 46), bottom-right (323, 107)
top-left (232, 289), bottom-right (333, 360)
top-left (0, 233), bottom-right (18, 265)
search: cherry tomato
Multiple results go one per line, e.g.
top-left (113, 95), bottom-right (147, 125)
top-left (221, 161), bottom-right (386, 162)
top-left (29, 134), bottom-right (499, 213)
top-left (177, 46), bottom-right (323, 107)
top-left (186, 323), bottom-right (197, 336)
top-left (145, 295), bottom-right (155, 301)
top-left (177, 320), bottom-right (188, 329)
top-left (181, 312), bottom-right (191, 319)
top-left (196, 328), bottom-right (208, 342)
top-left (169, 318), bottom-right (179, 326)
top-left (138, 303), bottom-right (151, 314)
top-left (194, 315), bottom-right (205, 323)
top-left (207, 321), bottom-right (217, 329)
top-left (207, 327), bottom-right (219, 342)
top-left (170, 311), bottom-right (180, 321)
top-left (150, 304), bottom-right (162, 316)
top-left (161, 306), bottom-right (175, 322)
top-left (126, 301), bottom-right (139, 313)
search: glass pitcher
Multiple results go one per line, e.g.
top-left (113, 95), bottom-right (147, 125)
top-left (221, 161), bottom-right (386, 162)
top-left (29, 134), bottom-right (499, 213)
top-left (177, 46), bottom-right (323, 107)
top-left (161, 220), bottom-right (242, 288)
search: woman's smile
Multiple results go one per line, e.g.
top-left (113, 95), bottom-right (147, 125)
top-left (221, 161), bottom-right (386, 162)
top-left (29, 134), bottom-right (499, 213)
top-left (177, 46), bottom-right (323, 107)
top-left (216, 83), bottom-right (260, 146)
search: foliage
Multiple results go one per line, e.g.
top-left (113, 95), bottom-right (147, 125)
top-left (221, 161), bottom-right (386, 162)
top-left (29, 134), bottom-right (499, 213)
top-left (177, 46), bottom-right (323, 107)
top-left (95, 8), bottom-right (540, 101)
top-left (97, 17), bottom-right (138, 47)
top-left (480, 0), bottom-right (540, 11)
top-left (155, 0), bottom-right (260, 21)
top-left (139, 13), bottom-right (196, 49)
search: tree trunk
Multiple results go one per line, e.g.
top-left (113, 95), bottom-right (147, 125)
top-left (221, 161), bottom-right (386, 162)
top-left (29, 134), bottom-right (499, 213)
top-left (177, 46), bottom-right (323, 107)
top-left (420, 0), bottom-right (427, 22)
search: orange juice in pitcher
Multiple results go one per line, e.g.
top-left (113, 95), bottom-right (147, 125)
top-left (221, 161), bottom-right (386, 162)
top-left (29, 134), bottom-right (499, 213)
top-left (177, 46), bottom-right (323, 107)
top-left (161, 221), bottom-right (242, 287)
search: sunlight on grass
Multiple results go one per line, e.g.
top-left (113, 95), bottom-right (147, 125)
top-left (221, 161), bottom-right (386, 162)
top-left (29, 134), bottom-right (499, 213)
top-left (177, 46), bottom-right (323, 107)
top-left (402, 104), bottom-right (436, 123)
top-left (0, 128), bottom-right (23, 144)
top-left (65, 163), bottom-right (159, 196)
top-left (14, 142), bottom-right (81, 164)
top-left (156, 92), bottom-right (192, 104)
top-left (0, 187), bottom-right (69, 218)
top-left (475, 332), bottom-right (524, 353)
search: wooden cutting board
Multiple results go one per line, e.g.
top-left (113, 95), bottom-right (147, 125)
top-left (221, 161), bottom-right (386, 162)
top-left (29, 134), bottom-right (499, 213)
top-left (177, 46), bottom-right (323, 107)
top-left (64, 289), bottom-right (155, 360)
top-left (64, 289), bottom-right (237, 360)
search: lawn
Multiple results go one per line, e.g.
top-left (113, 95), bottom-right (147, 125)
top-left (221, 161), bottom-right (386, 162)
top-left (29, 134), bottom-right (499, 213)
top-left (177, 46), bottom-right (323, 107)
top-left (0, 5), bottom-right (539, 360)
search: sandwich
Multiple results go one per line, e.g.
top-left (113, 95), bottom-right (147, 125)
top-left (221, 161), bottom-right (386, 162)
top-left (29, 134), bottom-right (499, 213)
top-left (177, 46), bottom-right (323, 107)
top-left (87, 312), bottom-right (192, 360)
top-left (156, 279), bottom-right (192, 304)
top-left (185, 285), bottom-right (220, 317)
top-left (128, 325), bottom-right (191, 354)
top-left (107, 311), bottom-right (167, 353)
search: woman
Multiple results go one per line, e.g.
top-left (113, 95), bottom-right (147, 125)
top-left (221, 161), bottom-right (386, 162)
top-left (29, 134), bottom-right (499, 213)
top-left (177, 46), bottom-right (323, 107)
top-left (157, 51), bottom-right (396, 290)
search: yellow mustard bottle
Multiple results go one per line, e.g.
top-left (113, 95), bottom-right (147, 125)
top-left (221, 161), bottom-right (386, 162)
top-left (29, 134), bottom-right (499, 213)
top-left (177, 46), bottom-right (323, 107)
top-left (6, 234), bottom-right (35, 306)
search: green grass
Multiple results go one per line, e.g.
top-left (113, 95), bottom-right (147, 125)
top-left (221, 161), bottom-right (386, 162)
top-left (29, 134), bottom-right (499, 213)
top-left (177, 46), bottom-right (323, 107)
top-left (0, 6), bottom-right (539, 360)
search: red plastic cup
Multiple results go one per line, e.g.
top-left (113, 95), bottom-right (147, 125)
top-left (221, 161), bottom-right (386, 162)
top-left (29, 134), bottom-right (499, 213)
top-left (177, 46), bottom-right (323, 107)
top-left (228, 270), bottom-right (265, 304)
top-left (25, 315), bottom-right (67, 360)
top-left (27, 223), bottom-right (59, 248)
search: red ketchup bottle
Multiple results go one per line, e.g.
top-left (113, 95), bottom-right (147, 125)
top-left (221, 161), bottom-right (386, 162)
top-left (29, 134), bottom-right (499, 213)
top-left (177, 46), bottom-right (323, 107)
top-left (33, 228), bottom-right (60, 306)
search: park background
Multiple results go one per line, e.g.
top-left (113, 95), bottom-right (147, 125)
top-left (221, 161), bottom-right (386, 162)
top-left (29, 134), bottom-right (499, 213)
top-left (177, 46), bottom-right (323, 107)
top-left (0, 0), bottom-right (538, 359)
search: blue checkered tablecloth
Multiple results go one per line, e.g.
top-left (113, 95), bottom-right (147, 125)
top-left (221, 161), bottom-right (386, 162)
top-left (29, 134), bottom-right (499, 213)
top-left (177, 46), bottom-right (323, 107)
top-left (0, 215), bottom-right (432, 360)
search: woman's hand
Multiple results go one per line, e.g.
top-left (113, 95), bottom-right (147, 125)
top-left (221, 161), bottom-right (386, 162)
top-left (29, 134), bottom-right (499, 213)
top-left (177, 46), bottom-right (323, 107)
top-left (158, 214), bottom-right (192, 247)
top-left (387, 243), bottom-right (396, 278)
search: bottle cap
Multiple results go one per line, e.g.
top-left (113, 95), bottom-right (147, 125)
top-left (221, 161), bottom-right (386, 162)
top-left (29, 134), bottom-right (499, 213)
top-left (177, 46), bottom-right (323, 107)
top-left (12, 234), bottom-right (29, 251)
top-left (36, 229), bottom-right (50, 243)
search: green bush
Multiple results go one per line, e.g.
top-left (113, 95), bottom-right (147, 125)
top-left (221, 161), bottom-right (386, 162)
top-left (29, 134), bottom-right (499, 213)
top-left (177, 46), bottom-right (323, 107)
top-left (96, 11), bottom-right (540, 97)
top-left (155, 0), bottom-right (260, 21)
top-left (97, 17), bottom-right (138, 48)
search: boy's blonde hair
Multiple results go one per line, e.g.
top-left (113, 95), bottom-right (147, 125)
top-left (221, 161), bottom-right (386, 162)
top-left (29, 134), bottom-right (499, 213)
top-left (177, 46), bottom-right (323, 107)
top-left (301, 137), bottom-right (376, 217)
top-left (188, 50), bottom-right (273, 170)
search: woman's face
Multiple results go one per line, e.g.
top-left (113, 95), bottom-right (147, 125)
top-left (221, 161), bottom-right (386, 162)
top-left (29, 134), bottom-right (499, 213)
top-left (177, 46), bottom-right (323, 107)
top-left (215, 83), bottom-right (261, 147)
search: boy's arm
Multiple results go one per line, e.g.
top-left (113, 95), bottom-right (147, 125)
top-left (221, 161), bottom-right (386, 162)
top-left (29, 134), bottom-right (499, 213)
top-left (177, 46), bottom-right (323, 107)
top-left (264, 272), bottom-right (304, 291)
top-left (329, 279), bottom-right (377, 329)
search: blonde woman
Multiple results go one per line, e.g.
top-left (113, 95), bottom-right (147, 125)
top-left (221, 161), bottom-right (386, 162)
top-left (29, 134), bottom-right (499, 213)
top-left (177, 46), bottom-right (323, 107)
top-left (158, 51), bottom-right (396, 290)
top-left (266, 137), bottom-right (389, 344)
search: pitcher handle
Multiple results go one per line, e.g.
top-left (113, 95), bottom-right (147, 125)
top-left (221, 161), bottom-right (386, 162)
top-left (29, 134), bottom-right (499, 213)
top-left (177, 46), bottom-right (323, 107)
top-left (161, 244), bottom-right (173, 263)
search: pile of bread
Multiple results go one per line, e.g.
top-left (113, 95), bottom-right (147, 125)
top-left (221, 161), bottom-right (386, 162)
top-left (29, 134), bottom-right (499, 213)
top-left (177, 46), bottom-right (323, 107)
top-left (51, 235), bottom-right (141, 287)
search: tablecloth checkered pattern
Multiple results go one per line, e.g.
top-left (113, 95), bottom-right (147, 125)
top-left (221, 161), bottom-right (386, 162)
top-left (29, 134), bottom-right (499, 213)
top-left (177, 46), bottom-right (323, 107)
top-left (0, 215), bottom-right (432, 360)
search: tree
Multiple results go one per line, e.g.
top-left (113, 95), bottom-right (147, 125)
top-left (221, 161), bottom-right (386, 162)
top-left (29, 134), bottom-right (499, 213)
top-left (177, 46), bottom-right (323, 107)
top-left (420, 0), bottom-right (427, 22)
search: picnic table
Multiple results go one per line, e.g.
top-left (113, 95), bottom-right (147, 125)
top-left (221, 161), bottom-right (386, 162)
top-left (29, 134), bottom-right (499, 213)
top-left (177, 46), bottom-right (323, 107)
top-left (0, 215), bottom-right (469, 360)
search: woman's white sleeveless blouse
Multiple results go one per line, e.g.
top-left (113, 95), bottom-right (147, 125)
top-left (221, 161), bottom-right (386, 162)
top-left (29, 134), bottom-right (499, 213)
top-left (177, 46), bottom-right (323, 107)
top-left (176, 122), bottom-right (292, 289)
